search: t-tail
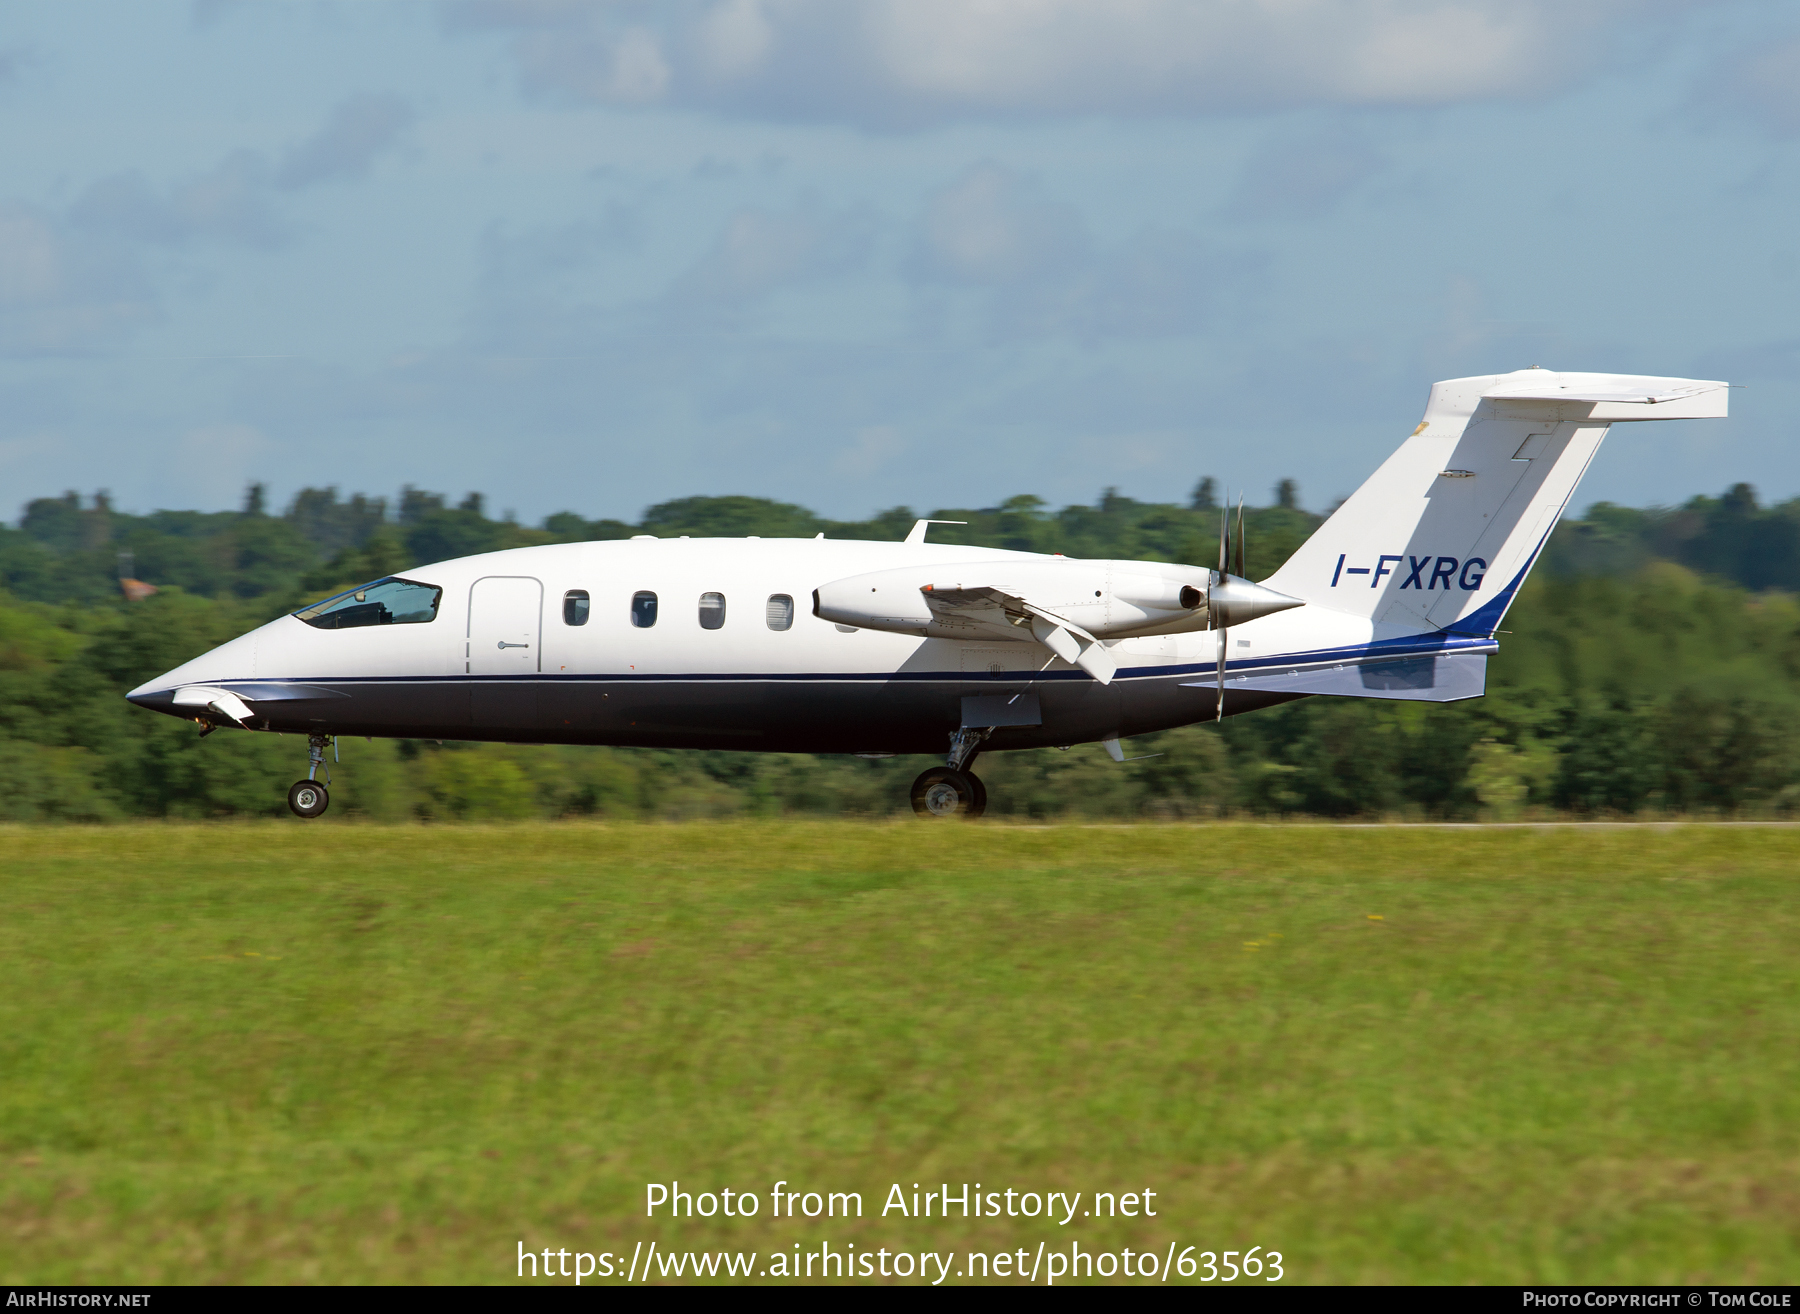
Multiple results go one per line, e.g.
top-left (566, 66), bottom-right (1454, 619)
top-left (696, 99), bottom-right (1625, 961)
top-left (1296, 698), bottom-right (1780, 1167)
top-left (1261, 368), bottom-right (1729, 639)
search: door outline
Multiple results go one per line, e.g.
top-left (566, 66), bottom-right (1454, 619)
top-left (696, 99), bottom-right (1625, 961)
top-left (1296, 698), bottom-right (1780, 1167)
top-left (467, 575), bottom-right (544, 674)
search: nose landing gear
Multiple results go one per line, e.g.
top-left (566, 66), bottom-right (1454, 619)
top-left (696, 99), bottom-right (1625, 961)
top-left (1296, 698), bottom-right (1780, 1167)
top-left (287, 733), bottom-right (335, 818)
top-left (287, 778), bottom-right (329, 818)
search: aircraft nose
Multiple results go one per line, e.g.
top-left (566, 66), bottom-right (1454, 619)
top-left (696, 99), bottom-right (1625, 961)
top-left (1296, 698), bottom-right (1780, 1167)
top-left (122, 626), bottom-right (263, 719)
top-left (125, 678), bottom-right (181, 717)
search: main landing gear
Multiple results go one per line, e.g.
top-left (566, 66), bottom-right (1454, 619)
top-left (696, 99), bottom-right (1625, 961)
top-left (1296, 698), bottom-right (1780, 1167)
top-left (287, 733), bottom-right (334, 819)
top-left (910, 767), bottom-right (987, 818)
top-left (911, 727), bottom-right (990, 819)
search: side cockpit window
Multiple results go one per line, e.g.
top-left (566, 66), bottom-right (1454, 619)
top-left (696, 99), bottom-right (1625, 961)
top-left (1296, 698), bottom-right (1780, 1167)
top-left (294, 577), bottom-right (442, 630)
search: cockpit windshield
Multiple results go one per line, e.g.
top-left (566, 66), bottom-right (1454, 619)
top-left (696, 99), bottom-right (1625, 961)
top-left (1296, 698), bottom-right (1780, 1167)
top-left (294, 577), bottom-right (442, 630)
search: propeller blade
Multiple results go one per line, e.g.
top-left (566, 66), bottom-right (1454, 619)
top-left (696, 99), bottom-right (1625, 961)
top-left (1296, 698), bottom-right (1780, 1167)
top-left (1216, 500), bottom-right (1230, 721)
top-left (1235, 494), bottom-right (1245, 579)
top-left (1215, 629), bottom-right (1227, 722)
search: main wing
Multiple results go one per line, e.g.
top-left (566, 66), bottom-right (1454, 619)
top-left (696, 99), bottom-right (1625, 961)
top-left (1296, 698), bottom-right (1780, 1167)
top-left (920, 585), bottom-right (1119, 684)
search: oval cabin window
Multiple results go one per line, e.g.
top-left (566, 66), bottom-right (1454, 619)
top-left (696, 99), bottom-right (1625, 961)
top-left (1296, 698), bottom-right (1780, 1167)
top-left (698, 592), bottom-right (726, 630)
top-left (631, 591), bottom-right (658, 628)
top-left (765, 594), bottom-right (794, 631)
top-left (563, 590), bottom-right (590, 626)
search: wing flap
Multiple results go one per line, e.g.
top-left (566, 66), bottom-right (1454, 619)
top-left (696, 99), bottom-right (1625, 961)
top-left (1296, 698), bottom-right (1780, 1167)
top-left (922, 585), bottom-right (1118, 684)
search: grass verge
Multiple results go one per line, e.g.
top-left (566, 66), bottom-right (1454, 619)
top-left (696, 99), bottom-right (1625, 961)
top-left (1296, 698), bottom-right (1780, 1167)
top-left (3, 821), bottom-right (1797, 1283)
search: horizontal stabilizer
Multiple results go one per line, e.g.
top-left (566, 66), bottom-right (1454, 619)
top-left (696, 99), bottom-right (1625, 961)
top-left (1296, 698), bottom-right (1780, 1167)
top-left (1182, 653), bottom-right (1487, 703)
top-left (1485, 381), bottom-right (1726, 410)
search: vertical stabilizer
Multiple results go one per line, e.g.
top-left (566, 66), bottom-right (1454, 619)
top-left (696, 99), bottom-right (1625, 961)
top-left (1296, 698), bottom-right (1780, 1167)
top-left (1261, 369), bottom-right (1727, 637)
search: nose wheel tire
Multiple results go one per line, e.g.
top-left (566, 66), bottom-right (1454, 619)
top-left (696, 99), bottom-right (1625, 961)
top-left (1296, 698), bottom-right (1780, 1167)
top-left (910, 767), bottom-right (985, 819)
top-left (287, 779), bottom-right (330, 819)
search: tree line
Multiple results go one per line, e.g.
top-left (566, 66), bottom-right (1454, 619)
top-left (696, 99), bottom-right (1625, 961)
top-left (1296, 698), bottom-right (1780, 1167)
top-left (3, 480), bottom-right (1799, 821)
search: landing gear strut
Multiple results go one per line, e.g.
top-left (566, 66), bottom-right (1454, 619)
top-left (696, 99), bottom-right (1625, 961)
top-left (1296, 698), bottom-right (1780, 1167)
top-left (910, 727), bottom-right (991, 819)
top-left (946, 727), bottom-right (989, 773)
top-left (287, 733), bottom-right (334, 819)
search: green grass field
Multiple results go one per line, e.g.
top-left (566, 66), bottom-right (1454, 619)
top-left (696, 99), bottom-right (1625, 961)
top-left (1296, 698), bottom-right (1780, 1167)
top-left (3, 822), bottom-right (1798, 1285)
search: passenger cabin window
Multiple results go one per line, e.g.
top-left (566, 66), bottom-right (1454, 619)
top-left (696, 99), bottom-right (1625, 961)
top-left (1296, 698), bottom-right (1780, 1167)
top-left (631, 591), bottom-right (658, 628)
top-left (766, 594), bottom-right (794, 631)
top-left (699, 592), bottom-right (726, 630)
top-left (564, 590), bottom-right (590, 626)
top-left (294, 577), bottom-right (441, 630)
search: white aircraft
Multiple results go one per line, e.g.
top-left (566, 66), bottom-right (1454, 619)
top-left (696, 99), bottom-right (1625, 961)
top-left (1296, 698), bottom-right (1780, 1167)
top-left (128, 368), bottom-right (1728, 819)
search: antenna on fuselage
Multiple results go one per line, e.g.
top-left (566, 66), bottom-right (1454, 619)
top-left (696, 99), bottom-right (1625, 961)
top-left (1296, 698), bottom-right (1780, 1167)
top-left (904, 519), bottom-right (968, 544)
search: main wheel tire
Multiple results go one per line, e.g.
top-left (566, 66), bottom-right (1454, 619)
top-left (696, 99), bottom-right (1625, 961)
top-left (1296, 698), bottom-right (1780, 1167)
top-left (287, 779), bottom-right (330, 819)
top-left (965, 771), bottom-right (988, 819)
top-left (910, 767), bottom-right (978, 818)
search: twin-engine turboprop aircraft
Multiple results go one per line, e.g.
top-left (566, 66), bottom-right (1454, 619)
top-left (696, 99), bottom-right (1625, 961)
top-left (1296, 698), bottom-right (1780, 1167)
top-left (127, 368), bottom-right (1728, 818)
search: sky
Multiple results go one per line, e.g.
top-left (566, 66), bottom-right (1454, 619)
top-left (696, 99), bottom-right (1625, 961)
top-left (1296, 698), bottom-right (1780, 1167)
top-left (1, 0), bottom-right (1797, 525)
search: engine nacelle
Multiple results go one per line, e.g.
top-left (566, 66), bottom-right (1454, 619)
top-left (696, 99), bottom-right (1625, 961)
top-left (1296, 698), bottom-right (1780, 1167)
top-left (814, 558), bottom-right (1221, 640)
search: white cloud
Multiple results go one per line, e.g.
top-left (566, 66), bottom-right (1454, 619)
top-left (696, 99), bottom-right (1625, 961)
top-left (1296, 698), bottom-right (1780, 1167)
top-left (1223, 126), bottom-right (1390, 222)
top-left (69, 152), bottom-right (286, 249)
top-left (830, 423), bottom-right (904, 477)
top-left (697, 0), bottom-right (775, 77)
top-left (908, 162), bottom-right (1257, 341)
top-left (0, 202), bottom-right (156, 355)
top-left (0, 95), bottom-right (415, 358)
top-left (65, 95), bottom-right (412, 253)
top-left (447, 0), bottom-right (1679, 124)
top-left (276, 93), bottom-right (414, 189)
top-left (1700, 33), bottom-right (1800, 138)
top-left (664, 202), bottom-right (876, 305)
top-left (190, 0), bottom-right (247, 26)
top-left (175, 423), bottom-right (278, 508)
top-left (477, 210), bottom-right (637, 294)
top-left (910, 161), bottom-right (1087, 285)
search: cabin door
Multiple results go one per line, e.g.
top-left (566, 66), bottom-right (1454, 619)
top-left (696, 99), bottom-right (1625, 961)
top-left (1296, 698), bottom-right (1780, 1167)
top-left (468, 575), bottom-right (542, 730)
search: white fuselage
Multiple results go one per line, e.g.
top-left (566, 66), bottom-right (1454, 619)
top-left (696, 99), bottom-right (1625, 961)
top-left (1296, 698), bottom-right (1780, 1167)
top-left (128, 535), bottom-right (1407, 755)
